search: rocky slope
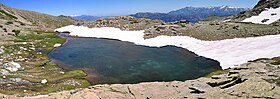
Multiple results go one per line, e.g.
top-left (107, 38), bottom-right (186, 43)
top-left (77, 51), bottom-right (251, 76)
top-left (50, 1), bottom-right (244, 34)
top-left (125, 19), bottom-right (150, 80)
top-left (0, 3), bottom-right (76, 29)
top-left (232, 0), bottom-right (280, 24)
top-left (4, 57), bottom-right (277, 99)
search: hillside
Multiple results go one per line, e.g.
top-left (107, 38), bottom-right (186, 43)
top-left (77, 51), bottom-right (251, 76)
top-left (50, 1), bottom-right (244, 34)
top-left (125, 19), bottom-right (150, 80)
top-left (0, 3), bottom-right (76, 29)
top-left (233, 0), bottom-right (280, 25)
top-left (131, 6), bottom-right (248, 23)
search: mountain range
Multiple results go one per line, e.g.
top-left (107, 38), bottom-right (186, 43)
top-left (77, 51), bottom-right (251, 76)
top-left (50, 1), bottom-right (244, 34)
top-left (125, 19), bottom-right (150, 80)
top-left (131, 6), bottom-right (249, 23)
top-left (73, 6), bottom-right (249, 23)
top-left (72, 15), bottom-right (112, 21)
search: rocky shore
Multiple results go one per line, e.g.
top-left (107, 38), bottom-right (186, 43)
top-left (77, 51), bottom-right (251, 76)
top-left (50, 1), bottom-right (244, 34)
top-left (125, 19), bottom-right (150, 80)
top-left (5, 57), bottom-right (276, 99)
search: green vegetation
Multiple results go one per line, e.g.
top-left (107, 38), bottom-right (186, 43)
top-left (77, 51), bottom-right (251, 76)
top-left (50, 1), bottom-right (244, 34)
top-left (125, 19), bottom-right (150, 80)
top-left (271, 57), bottom-right (280, 65)
top-left (15, 30), bottom-right (66, 53)
top-left (0, 30), bottom-right (91, 95)
top-left (130, 18), bottom-right (139, 24)
top-left (206, 69), bottom-right (230, 78)
top-left (0, 10), bottom-right (18, 19)
top-left (12, 30), bottom-right (20, 36)
top-left (27, 79), bottom-right (91, 94)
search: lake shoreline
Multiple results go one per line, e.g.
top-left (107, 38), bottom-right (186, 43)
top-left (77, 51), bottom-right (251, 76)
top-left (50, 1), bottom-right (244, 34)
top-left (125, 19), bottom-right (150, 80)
top-left (49, 36), bottom-right (221, 84)
top-left (55, 25), bottom-right (280, 69)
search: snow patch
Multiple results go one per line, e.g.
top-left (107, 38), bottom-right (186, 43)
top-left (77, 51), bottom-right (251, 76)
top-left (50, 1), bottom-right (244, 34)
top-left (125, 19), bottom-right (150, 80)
top-left (55, 25), bottom-right (280, 69)
top-left (242, 7), bottom-right (280, 24)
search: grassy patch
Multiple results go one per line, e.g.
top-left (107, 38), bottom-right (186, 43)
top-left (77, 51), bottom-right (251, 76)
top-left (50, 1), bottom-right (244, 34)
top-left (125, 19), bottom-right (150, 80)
top-left (271, 57), bottom-right (280, 65)
top-left (12, 30), bottom-right (21, 36)
top-left (0, 10), bottom-right (18, 19)
top-left (14, 31), bottom-right (66, 54)
top-left (206, 69), bottom-right (230, 78)
top-left (0, 30), bottom-right (91, 95)
top-left (26, 79), bottom-right (90, 94)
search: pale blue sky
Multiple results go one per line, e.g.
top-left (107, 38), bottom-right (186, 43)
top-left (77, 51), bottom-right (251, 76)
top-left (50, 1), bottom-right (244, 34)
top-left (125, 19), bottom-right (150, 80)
top-left (0, 0), bottom-right (259, 16)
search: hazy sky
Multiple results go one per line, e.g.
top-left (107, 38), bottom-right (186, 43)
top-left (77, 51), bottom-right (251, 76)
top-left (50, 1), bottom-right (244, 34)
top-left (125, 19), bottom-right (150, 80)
top-left (0, 0), bottom-right (259, 16)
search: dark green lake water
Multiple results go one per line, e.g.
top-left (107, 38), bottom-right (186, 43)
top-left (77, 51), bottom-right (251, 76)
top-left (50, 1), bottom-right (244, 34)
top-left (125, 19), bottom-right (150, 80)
top-left (49, 37), bottom-right (221, 84)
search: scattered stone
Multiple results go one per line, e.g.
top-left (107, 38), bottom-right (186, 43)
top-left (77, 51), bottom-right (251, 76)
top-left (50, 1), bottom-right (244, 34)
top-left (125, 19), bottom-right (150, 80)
top-left (41, 79), bottom-right (48, 84)
top-left (189, 87), bottom-right (205, 94)
top-left (228, 71), bottom-right (239, 76)
top-left (210, 75), bottom-right (224, 79)
top-left (3, 62), bottom-right (21, 72)
top-left (19, 47), bottom-right (27, 51)
top-left (53, 44), bottom-right (62, 47)
top-left (220, 77), bottom-right (247, 89)
top-left (233, 67), bottom-right (249, 70)
top-left (207, 79), bottom-right (232, 87)
top-left (0, 48), bottom-right (4, 54)
top-left (0, 69), bottom-right (10, 75)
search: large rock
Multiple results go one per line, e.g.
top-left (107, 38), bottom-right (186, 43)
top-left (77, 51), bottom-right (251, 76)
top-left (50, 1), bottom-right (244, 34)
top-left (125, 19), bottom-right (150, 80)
top-left (3, 62), bottom-right (21, 72)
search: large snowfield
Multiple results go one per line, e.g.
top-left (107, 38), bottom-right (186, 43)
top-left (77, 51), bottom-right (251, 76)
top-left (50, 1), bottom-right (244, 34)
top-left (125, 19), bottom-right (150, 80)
top-left (242, 7), bottom-right (280, 24)
top-left (55, 25), bottom-right (280, 69)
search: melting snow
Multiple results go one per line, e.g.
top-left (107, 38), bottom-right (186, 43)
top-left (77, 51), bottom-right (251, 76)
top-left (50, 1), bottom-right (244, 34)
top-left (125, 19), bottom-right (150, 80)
top-left (55, 25), bottom-right (280, 69)
top-left (242, 7), bottom-right (280, 24)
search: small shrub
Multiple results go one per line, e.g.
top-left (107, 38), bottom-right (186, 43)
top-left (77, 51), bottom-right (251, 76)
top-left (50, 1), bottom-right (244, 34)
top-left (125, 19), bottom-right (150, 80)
top-left (130, 19), bottom-right (139, 24)
top-left (271, 57), bottom-right (280, 65)
top-left (12, 30), bottom-right (20, 36)
top-left (0, 25), bottom-right (3, 28)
